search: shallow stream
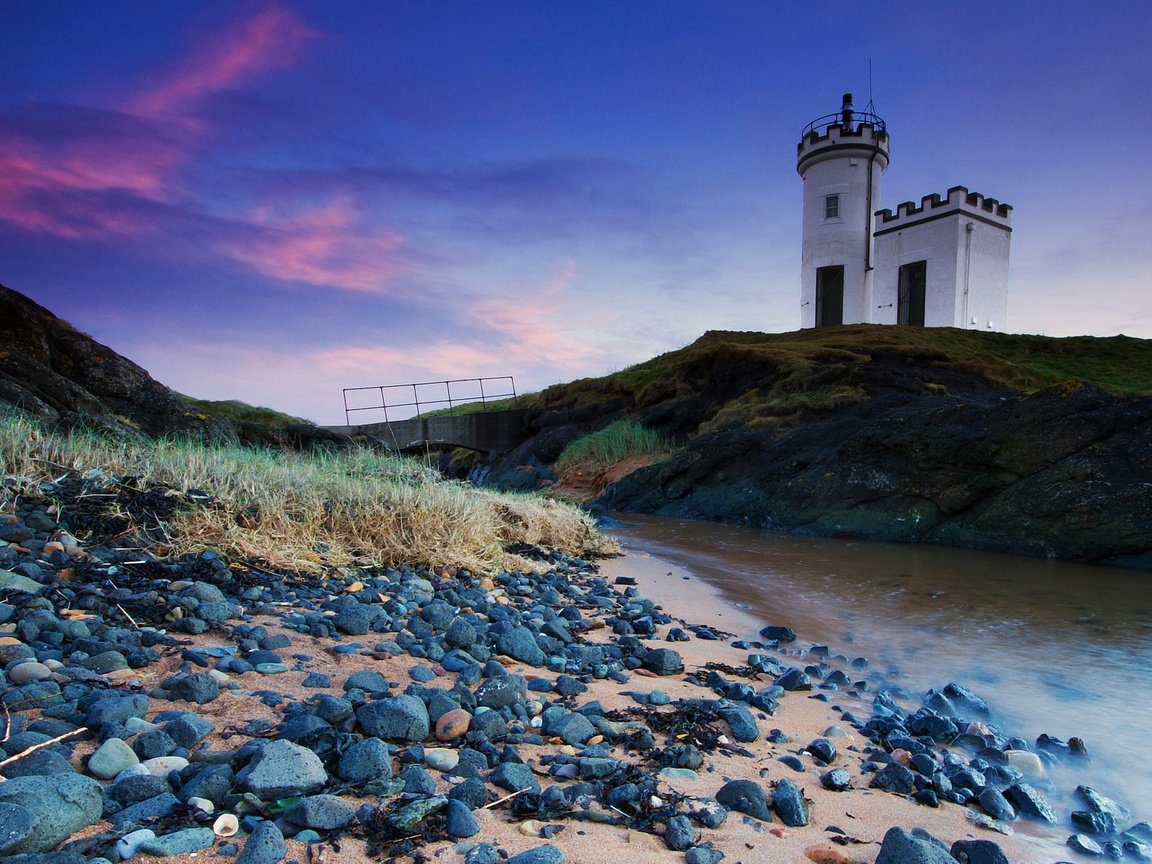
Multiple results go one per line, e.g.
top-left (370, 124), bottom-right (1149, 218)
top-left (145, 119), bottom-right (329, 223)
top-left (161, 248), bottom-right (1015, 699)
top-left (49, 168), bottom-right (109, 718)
top-left (608, 514), bottom-right (1152, 820)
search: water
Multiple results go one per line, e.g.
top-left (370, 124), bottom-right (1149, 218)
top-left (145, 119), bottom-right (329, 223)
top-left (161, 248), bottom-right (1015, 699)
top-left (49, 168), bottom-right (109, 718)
top-left (609, 513), bottom-right (1152, 816)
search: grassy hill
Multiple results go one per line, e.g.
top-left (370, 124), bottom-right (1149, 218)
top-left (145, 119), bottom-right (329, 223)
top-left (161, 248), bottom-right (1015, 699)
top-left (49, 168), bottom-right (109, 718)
top-left (526, 326), bottom-right (1152, 435)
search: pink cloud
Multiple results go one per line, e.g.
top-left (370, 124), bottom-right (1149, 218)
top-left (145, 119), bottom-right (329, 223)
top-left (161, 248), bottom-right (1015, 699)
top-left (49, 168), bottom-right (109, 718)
top-left (129, 7), bottom-right (318, 118)
top-left (219, 197), bottom-right (406, 293)
top-left (0, 5), bottom-right (317, 241)
top-left (467, 260), bottom-right (608, 372)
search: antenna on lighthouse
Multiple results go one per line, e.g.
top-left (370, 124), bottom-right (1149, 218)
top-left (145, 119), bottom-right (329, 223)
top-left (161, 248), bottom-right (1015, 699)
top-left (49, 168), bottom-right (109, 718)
top-left (866, 59), bottom-right (877, 115)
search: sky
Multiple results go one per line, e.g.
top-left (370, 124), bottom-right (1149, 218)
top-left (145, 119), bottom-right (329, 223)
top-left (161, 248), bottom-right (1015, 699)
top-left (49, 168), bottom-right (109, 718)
top-left (3, 2), bottom-right (1150, 424)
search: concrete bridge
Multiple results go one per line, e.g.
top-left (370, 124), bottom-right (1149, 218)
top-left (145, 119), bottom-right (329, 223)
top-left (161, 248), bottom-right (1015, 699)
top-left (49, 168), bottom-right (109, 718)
top-left (323, 407), bottom-right (530, 453)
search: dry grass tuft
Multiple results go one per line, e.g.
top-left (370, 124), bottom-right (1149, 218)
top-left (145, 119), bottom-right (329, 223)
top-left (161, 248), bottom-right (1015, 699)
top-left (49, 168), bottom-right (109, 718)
top-left (0, 411), bottom-right (613, 573)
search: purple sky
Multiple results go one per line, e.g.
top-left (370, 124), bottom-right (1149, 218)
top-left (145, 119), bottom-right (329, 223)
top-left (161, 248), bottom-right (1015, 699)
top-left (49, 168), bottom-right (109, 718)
top-left (3, 2), bottom-right (1150, 424)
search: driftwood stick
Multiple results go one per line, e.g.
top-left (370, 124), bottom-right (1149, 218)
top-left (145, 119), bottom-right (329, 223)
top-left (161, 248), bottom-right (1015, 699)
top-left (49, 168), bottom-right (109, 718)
top-left (0, 726), bottom-right (88, 777)
top-left (480, 786), bottom-right (530, 810)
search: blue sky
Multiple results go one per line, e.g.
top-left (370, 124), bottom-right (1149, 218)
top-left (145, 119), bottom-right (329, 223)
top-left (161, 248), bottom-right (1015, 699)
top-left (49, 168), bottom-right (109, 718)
top-left (3, 1), bottom-right (1150, 423)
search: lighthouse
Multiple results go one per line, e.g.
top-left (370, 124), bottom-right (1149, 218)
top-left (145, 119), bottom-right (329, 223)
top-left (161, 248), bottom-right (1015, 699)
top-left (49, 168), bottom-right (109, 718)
top-left (797, 94), bottom-right (889, 327)
top-left (796, 93), bottom-right (1013, 330)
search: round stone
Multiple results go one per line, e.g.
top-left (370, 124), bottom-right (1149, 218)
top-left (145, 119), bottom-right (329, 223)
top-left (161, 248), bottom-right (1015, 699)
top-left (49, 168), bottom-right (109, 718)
top-left (87, 737), bottom-right (140, 780)
top-left (435, 707), bottom-right (472, 740)
top-left (7, 661), bottom-right (53, 684)
top-left (425, 748), bottom-right (460, 773)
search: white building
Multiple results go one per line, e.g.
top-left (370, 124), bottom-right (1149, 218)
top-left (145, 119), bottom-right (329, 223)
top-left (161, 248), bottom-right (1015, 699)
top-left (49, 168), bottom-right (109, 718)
top-left (797, 94), bottom-right (1012, 329)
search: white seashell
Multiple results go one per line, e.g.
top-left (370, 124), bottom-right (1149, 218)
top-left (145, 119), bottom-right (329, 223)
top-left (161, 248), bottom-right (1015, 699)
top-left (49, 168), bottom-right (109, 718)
top-left (213, 813), bottom-right (239, 837)
top-left (188, 796), bottom-right (215, 814)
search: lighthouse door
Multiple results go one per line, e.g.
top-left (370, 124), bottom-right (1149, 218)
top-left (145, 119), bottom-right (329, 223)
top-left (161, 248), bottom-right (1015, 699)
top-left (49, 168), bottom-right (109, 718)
top-left (898, 261), bottom-right (926, 326)
top-left (815, 265), bottom-right (844, 327)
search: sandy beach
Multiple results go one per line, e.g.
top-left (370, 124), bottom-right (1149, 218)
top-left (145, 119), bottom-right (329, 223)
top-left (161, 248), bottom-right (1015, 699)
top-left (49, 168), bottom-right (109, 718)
top-left (43, 545), bottom-right (1068, 864)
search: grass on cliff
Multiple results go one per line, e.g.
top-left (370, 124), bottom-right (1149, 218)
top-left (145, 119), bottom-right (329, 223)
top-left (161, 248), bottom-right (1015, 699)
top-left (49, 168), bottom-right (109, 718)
top-left (555, 420), bottom-right (676, 474)
top-left (531, 326), bottom-right (1152, 432)
top-left (0, 412), bottom-right (612, 574)
top-left (176, 395), bottom-right (315, 430)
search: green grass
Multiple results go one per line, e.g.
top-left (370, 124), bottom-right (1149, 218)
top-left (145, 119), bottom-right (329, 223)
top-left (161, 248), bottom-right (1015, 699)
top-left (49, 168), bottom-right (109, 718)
top-left (0, 410), bottom-right (612, 572)
top-left (555, 420), bottom-right (675, 473)
top-left (176, 395), bottom-right (315, 429)
top-left (527, 326), bottom-right (1152, 433)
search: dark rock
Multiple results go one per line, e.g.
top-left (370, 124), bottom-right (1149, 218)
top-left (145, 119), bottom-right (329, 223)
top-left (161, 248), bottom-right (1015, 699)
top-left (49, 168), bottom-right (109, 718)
top-left (344, 670), bottom-right (390, 693)
top-left (759, 626), bottom-right (797, 643)
top-left (137, 827), bottom-right (216, 856)
top-left (284, 794), bottom-right (356, 829)
top-left (1002, 783), bottom-right (1057, 823)
top-left (163, 713), bottom-right (214, 749)
top-left (491, 762), bottom-right (540, 794)
top-left (235, 740), bottom-right (328, 799)
top-left (643, 648), bottom-right (683, 676)
top-left (445, 798), bottom-right (480, 839)
top-left (1077, 785), bottom-right (1131, 823)
top-left (1073, 811), bottom-right (1117, 835)
top-left (869, 763), bottom-right (916, 794)
top-left (805, 738), bottom-right (836, 763)
top-left (496, 626), bottom-right (546, 667)
top-left (474, 675), bottom-right (528, 709)
top-left (505, 845), bottom-right (565, 864)
top-left (820, 768), bottom-right (851, 791)
top-left (337, 737), bottom-right (393, 784)
top-left (950, 839), bottom-right (1010, 864)
top-left (1068, 834), bottom-right (1105, 857)
top-left (685, 843), bottom-right (726, 864)
top-left (0, 800), bottom-right (37, 854)
top-left (84, 693), bottom-right (149, 729)
top-left (978, 787), bottom-right (1016, 822)
top-left (167, 672), bottom-right (219, 705)
top-left (356, 695), bottom-right (430, 741)
top-left (235, 820), bottom-right (286, 864)
top-left (776, 668), bottom-right (811, 691)
top-left (719, 706), bottom-right (758, 742)
top-left (715, 779), bottom-right (771, 822)
top-left (772, 777), bottom-right (809, 826)
top-left (0, 774), bottom-right (102, 854)
top-left (875, 827), bottom-right (956, 864)
top-left (109, 791), bottom-right (181, 828)
top-left (664, 814), bottom-right (696, 851)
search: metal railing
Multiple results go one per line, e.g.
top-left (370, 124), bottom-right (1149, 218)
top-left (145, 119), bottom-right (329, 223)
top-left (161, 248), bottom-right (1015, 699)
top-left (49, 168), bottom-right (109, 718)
top-left (802, 108), bottom-right (886, 138)
top-left (342, 376), bottom-right (517, 425)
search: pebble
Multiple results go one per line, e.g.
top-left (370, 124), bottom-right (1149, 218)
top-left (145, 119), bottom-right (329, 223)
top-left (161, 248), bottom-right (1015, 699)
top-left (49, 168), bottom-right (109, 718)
top-left (425, 748), bottom-right (461, 773)
top-left (7, 661), bottom-right (53, 683)
top-left (86, 737), bottom-right (139, 779)
top-left (436, 707), bottom-right (472, 740)
top-left (137, 827), bottom-right (216, 856)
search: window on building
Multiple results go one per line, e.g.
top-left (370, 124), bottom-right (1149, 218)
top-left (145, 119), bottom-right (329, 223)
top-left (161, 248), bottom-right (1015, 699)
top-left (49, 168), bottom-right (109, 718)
top-left (898, 260), bottom-right (927, 326)
top-left (816, 266), bottom-right (844, 327)
top-left (824, 195), bottom-right (839, 219)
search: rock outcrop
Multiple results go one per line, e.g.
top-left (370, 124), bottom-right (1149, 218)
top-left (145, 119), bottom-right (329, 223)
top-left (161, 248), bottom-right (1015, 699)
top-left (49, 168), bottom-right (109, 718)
top-left (0, 285), bottom-right (237, 443)
top-left (602, 383), bottom-right (1152, 568)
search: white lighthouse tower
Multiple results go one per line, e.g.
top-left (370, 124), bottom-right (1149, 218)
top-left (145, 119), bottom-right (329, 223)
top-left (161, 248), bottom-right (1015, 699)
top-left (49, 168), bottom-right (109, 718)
top-left (797, 94), bottom-right (889, 327)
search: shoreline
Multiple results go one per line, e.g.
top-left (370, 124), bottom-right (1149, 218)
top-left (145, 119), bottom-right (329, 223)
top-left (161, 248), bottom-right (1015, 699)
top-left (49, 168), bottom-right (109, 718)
top-left (0, 483), bottom-right (1118, 864)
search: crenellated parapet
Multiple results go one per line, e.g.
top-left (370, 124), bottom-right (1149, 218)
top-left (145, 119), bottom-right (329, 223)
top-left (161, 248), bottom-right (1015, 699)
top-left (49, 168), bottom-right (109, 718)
top-left (796, 122), bottom-right (889, 175)
top-left (874, 186), bottom-right (1012, 235)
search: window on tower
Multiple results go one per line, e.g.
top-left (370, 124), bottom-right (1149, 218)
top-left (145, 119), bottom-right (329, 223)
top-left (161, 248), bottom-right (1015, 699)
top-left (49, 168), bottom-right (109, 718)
top-left (825, 195), bottom-right (839, 219)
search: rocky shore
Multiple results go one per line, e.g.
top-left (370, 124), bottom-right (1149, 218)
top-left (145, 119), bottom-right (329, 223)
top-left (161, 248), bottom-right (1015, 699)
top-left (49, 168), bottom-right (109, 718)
top-left (1, 468), bottom-right (1148, 864)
